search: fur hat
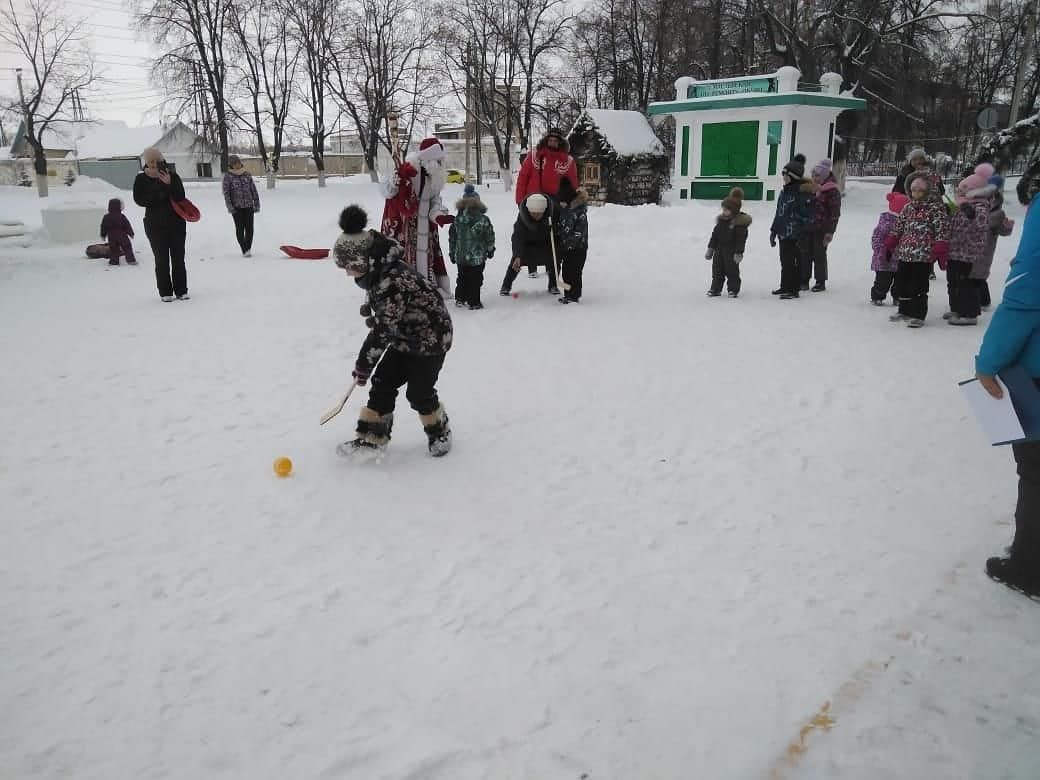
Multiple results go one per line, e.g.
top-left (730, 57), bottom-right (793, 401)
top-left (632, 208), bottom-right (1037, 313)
top-left (721, 186), bottom-right (744, 212)
top-left (908, 147), bottom-right (927, 163)
top-left (417, 137), bottom-right (444, 163)
top-left (462, 183), bottom-right (479, 199)
top-left (525, 193), bottom-right (548, 214)
top-left (812, 158), bottom-right (833, 179)
top-left (886, 192), bottom-right (910, 214)
top-left (782, 158), bottom-right (805, 179)
top-left (334, 205), bottom-right (373, 273)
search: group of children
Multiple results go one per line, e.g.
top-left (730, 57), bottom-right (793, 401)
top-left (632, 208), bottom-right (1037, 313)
top-left (447, 180), bottom-right (589, 307)
top-left (870, 160), bottom-right (1014, 328)
top-left (703, 154), bottom-right (843, 299)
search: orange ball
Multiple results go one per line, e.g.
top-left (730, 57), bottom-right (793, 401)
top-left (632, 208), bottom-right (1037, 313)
top-left (273, 457), bottom-right (293, 477)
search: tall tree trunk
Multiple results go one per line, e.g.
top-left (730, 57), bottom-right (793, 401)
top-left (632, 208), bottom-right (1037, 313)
top-left (32, 142), bottom-right (48, 198)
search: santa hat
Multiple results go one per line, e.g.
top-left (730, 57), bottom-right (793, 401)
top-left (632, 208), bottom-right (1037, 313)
top-left (812, 159), bottom-right (833, 179)
top-left (334, 205), bottom-right (373, 274)
top-left (721, 186), bottom-right (744, 212)
top-left (417, 137), bottom-right (444, 163)
top-left (886, 192), bottom-right (910, 214)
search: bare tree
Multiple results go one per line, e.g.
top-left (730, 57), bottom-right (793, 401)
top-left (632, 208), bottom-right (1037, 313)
top-left (138, 0), bottom-right (235, 172)
top-left (442, 0), bottom-right (528, 188)
top-left (287, 0), bottom-right (335, 186)
top-left (0, 0), bottom-right (95, 197)
top-left (228, 0), bottom-right (299, 188)
top-left (326, 0), bottom-right (442, 182)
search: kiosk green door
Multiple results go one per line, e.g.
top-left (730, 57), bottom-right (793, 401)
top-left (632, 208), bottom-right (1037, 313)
top-left (700, 121), bottom-right (760, 177)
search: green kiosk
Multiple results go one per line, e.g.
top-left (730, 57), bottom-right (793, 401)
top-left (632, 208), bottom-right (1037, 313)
top-left (648, 67), bottom-right (865, 203)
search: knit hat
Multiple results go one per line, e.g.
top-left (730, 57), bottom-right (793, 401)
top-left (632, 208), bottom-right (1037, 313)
top-left (525, 193), bottom-right (548, 214)
top-left (417, 137), bottom-right (444, 163)
top-left (721, 186), bottom-right (744, 212)
top-left (334, 205), bottom-right (373, 273)
top-left (782, 158), bottom-right (805, 178)
top-left (462, 183), bottom-right (479, 199)
top-left (557, 177), bottom-right (578, 204)
top-left (812, 159), bottom-right (833, 179)
top-left (886, 192), bottom-right (910, 214)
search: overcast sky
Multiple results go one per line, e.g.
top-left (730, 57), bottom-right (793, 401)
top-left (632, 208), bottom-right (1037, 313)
top-left (0, 0), bottom-right (171, 132)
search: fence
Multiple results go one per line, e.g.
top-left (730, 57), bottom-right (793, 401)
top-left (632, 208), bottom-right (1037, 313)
top-left (846, 156), bottom-right (1036, 179)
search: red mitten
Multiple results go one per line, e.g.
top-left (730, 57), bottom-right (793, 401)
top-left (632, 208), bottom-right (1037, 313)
top-left (933, 241), bottom-right (950, 269)
top-left (883, 234), bottom-right (899, 252)
top-left (398, 161), bottom-right (417, 179)
top-left (435, 214), bottom-right (454, 226)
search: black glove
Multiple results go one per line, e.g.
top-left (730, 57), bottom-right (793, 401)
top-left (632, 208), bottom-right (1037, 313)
top-left (487, 247), bottom-right (495, 259)
top-left (770, 233), bottom-right (777, 247)
top-left (352, 365), bottom-right (371, 386)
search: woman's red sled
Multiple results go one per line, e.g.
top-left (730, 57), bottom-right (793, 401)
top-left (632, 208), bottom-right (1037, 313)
top-left (280, 246), bottom-right (330, 260)
top-left (170, 198), bottom-right (201, 222)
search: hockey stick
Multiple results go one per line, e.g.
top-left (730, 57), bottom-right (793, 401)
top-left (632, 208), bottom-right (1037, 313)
top-left (320, 380), bottom-right (358, 426)
top-left (548, 213), bottom-right (571, 292)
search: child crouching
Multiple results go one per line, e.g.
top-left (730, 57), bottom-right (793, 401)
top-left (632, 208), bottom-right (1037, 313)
top-left (449, 184), bottom-right (496, 310)
top-left (334, 205), bottom-right (454, 457)
top-left (706, 187), bottom-right (751, 298)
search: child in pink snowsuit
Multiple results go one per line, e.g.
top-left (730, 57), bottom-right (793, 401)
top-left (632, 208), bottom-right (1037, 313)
top-left (871, 192), bottom-right (908, 305)
top-left (100, 198), bottom-right (137, 266)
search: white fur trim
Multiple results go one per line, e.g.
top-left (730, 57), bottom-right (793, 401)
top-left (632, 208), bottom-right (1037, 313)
top-left (417, 142), bottom-right (445, 163)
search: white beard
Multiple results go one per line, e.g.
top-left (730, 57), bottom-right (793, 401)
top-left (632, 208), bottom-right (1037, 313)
top-left (421, 160), bottom-right (446, 197)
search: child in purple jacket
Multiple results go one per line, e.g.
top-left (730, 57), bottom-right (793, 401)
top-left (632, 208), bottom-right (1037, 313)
top-left (945, 165), bottom-right (997, 326)
top-left (870, 192), bottom-right (907, 305)
top-left (100, 198), bottom-right (136, 266)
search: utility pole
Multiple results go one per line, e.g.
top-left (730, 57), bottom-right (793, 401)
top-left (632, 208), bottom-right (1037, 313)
top-left (464, 46), bottom-right (471, 182)
top-left (1009, 0), bottom-right (1038, 126)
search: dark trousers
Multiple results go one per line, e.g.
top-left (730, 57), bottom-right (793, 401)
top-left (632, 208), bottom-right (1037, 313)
top-left (871, 270), bottom-right (897, 302)
top-left (981, 280), bottom-right (992, 308)
top-left (561, 248), bottom-right (587, 300)
top-left (710, 250), bottom-right (740, 294)
top-left (778, 239), bottom-right (801, 294)
top-left (946, 260), bottom-right (982, 317)
top-left (146, 222), bottom-right (187, 298)
top-left (232, 208), bottom-right (254, 253)
top-left (367, 349), bottom-right (445, 416)
top-left (895, 261), bottom-right (931, 320)
top-left (502, 258), bottom-right (557, 292)
top-left (454, 262), bottom-right (485, 306)
top-left (1011, 441), bottom-right (1040, 568)
top-left (108, 235), bottom-right (135, 263)
top-left (800, 233), bottom-right (828, 284)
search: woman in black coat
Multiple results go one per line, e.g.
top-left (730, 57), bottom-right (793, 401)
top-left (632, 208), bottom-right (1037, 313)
top-left (133, 147), bottom-right (189, 301)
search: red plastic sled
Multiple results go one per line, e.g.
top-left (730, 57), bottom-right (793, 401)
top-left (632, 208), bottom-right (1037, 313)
top-left (171, 198), bottom-right (201, 222)
top-left (280, 245), bottom-right (330, 260)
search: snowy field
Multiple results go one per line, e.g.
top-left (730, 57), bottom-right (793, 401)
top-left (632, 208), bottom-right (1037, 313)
top-left (1, 174), bottom-right (1039, 779)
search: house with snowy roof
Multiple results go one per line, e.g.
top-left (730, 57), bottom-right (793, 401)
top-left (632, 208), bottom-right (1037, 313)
top-left (7, 119), bottom-right (219, 189)
top-left (566, 108), bottom-right (669, 205)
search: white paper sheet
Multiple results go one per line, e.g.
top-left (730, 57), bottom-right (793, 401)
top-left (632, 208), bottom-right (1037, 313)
top-left (959, 377), bottom-right (1025, 445)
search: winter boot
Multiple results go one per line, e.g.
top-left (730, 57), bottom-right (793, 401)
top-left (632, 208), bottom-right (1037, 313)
top-left (889, 312), bottom-right (909, 322)
top-left (728, 291), bottom-right (739, 298)
top-left (800, 283), bottom-right (810, 292)
top-left (339, 406), bottom-right (393, 456)
top-left (779, 292), bottom-right (800, 300)
top-left (706, 290), bottom-right (722, 297)
top-left (907, 318), bottom-right (925, 328)
top-left (949, 316), bottom-right (978, 326)
top-left (942, 310), bottom-right (956, 320)
top-left (419, 405), bottom-right (451, 457)
top-left (811, 282), bottom-right (826, 292)
top-left (986, 556), bottom-right (1040, 599)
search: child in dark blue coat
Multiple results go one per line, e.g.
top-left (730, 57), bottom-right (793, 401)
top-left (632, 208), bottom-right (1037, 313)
top-left (769, 156), bottom-right (814, 299)
top-left (976, 184), bottom-right (1040, 597)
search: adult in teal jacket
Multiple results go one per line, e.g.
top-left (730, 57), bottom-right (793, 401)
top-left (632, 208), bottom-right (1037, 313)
top-left (975, 184), bottom-right (1040, 598)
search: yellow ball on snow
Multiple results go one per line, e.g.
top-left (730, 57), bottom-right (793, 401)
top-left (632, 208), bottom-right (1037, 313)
top-left (273, 457), bottom-right (293, 477)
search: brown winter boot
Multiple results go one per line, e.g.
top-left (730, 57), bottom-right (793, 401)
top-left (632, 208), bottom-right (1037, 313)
top-left (419, 405), bottom-right (451, 457)
top-left (338, 406), bottom-right (393, 456)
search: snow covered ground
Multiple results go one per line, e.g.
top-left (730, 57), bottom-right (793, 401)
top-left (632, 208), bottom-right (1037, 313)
top-left (1, 174), bottom-right (1038, 779)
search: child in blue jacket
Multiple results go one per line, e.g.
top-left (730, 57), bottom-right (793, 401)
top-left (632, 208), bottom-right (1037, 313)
top-left (770, 155), bottom-right (814, 299)
top-left (975, 185), bottom-right (1040, 598)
